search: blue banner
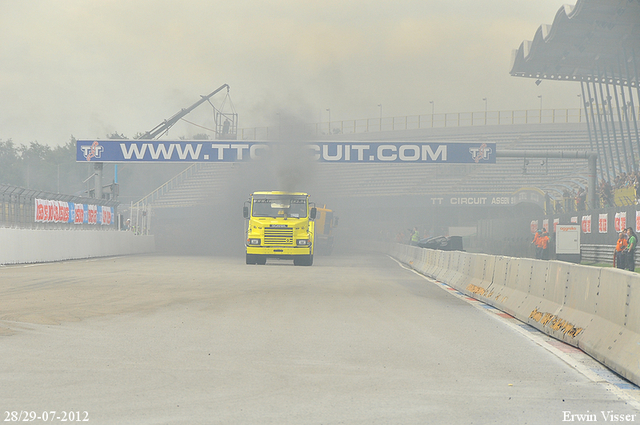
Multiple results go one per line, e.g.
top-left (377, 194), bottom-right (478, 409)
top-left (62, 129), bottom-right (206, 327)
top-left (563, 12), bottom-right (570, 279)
top-left (68, 202), bottom-right (75, 223)
top-left (76, 140), bottom-right (496, 164)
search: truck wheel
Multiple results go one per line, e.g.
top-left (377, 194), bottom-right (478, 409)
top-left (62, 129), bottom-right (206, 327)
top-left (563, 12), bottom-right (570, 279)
top-left (246, 254), bottom-right (257, 265)
top-left (294, 255), bottom-right (313, 266)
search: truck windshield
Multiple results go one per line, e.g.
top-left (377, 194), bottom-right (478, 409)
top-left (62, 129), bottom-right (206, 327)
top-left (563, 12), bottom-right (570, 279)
top-left (252, 195), bottom-right (307, 218)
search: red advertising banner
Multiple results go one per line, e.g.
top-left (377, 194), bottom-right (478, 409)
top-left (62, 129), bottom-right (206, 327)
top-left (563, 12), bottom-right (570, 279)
top-left (87, 205), bottom-right (98, 225)
top-left (74, 204), bottom-right (84, 224)
top-left (599, 213), bottom-right (608, 233)
top-left (581, 215), bottom-right (591, 233)
top-left (614, 212), bottom-right (627, 232)
top-left (35, 199), bottom-right (70, 224)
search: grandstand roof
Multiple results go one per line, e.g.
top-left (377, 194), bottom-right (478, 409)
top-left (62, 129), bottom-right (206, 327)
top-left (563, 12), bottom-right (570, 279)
top-left (510, 0), bottom-right (640, 86)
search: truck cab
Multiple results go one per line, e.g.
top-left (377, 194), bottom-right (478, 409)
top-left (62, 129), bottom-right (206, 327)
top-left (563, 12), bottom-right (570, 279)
top-left (243, 191), bottom-right (316, 266)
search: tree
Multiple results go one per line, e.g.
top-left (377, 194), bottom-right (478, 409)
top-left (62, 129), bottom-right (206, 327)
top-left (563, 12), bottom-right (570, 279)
top-left (0, 139), bottom-right (23, 186)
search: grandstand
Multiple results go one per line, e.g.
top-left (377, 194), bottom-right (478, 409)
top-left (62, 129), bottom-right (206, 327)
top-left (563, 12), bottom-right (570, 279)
top-left (137, 122), bottom-right (592, 209)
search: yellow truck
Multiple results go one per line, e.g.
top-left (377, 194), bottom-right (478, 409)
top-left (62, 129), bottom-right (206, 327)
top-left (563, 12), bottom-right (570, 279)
top-left (243, 191), bottom-right (316, 266)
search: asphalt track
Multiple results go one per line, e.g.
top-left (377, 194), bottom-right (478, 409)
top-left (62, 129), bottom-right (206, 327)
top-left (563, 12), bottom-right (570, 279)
top-left (0, 252), bottom-right (639, 424)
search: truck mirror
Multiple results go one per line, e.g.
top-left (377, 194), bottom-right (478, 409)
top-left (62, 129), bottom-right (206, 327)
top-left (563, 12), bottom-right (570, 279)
top-left (310, 207), bottom-right (317, 220)
top-left (243, 206), bottom-right (249, 218)
top-left (334, 217), bottom-right (339, 226)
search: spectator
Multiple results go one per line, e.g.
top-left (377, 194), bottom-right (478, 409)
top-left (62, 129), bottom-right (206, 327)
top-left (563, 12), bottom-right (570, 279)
top-left (615, 231), bottom-right (627, 269)
top-left (532, 229), bottom-right (542, 259)
top-left (540, 230), bottom-right (550, 260)
top-left (410, 227), bottom-right (420, 246)
top-left (563, 189), bottom-right (574, 212)
top-left (625, 227), bottom-right (637, 272)
top-left (576, 188), bottom-right (586, 211)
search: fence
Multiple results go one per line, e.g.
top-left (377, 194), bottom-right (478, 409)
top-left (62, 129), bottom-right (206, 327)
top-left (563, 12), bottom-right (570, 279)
top-left (237, 108), bottom-right (593, 140)
top-left (0, 184), bottom-right (119, 230)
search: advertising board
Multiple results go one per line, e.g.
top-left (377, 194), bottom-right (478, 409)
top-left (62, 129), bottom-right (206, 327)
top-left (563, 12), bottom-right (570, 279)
top-left (76, 140), bottom-right (497, 164)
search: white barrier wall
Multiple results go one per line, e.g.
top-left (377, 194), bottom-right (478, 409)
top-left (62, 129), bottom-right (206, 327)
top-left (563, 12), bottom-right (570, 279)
top-left (388, 243), bottom-right (640, 387)
top-left (0, 228), bottom-right (155, 264)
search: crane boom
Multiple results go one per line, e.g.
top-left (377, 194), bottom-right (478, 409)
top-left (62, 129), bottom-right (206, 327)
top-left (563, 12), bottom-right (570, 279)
top-left (137, 84), bottom-right (230, 140)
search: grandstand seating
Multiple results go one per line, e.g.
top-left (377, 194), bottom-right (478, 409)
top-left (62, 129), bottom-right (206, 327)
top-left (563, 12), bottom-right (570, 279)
top-left (140, 123), bottom-right (596, 207)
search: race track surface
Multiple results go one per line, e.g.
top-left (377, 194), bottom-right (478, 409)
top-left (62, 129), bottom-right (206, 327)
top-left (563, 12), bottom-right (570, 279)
top-left (0, 253), bottom-right (638, 424)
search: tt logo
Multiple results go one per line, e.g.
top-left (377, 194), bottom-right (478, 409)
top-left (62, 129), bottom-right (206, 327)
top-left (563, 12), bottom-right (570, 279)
top-left (81, 141), bottom-right (104, 161)
top-left (469, 143), bottom-right (492, 163)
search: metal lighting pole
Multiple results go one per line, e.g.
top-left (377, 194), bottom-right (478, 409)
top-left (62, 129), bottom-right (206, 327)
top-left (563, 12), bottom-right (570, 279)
top-left (430, 101), bottom-right (434, 127)
top-left (483, 98), bottom-right (488, 125)
top-left (326, 108), bottom-right (330, 134)
top-left (538, 95), bottom-right (543, 123)
top-left (94, 162), bottom-right (103, 200)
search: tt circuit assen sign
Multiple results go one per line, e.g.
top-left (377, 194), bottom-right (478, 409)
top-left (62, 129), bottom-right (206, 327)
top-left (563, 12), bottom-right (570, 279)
top-left (76, 140), bottom-right (496, 164)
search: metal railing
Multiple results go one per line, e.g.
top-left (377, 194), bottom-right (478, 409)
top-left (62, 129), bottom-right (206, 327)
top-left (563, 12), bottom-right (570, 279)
top-left (237, 108), bottom-right (597, 140)
top-left (0, 184), bottom-right (119, 229)
top-left (127, 164), bottom-right (205, 235)
top-left (128, 202), bottom-right (152, 236)
top-left (581, 244), bottom-right (615, 264)
top-left (132, 163), bottom-right (202, 209)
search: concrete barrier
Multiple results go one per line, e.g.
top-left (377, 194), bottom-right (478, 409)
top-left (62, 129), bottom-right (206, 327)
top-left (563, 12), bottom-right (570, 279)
top-left (466, 253), bottom-right (495, 291)
top-left (544, 261), bottom-right (569, 306)
top-left (497, 256), bottom-right (531, 318)
top-left (0, 228), bottom-right (155, 265)
top-left (489, 256), bottom-right (512, 304)
top-left (388, 243), bottom-right (640, 387)
top-left (443, 251), bottom-right (466, 288)
top-left (432, 250), bottom-right (450, 281)
top-left (424, 249), bottom-right (441, 278)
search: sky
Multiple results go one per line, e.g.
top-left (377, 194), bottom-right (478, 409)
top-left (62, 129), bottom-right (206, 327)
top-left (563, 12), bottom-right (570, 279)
top-left (0, 0), bottom-right (579, 147)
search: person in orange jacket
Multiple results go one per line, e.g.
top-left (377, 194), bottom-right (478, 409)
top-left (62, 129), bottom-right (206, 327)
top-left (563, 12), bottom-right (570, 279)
top-left (539, 230), bottom-right (550, 260)
top-left (532, 229), bottom-right (542, 259)
top-left (615, 231), bottom-right (628, 269)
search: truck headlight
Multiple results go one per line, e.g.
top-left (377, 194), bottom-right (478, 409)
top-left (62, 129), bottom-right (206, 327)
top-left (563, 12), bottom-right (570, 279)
top-left (296, 239), bottom-right (310, 246)
top-left (248, 238), bottom-right (261, 245)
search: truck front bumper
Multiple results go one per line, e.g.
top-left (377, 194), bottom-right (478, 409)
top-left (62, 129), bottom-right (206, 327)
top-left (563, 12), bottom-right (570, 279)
top-left (246, 245), bottom-right (312, 257)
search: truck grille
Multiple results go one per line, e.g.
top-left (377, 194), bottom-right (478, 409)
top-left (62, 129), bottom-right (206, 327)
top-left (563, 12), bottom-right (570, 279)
top-left (264, 228), bottom-right (294, 245)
